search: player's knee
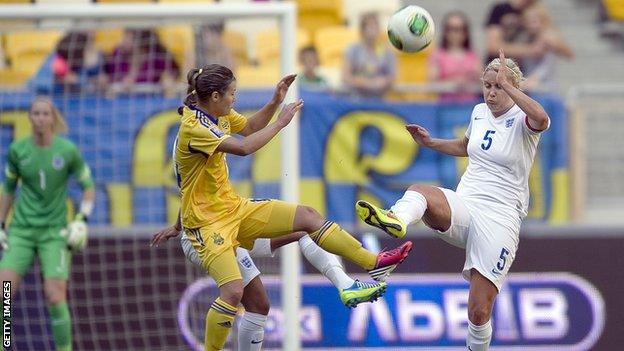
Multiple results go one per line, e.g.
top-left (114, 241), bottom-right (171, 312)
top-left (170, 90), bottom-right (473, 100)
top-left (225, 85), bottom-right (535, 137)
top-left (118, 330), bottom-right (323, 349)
top-left (44, 282), bottom-right (67, 305)
top-left (407, 184), bottom-right (427, 194)
top-left (220, 285), bottom-right (244, 306)
top-left (297, 206), bottom-right (324, 231)
top-left (245, 297), bottom-right (270, 315)
top-left (468, 304), bottom-right (491, 326)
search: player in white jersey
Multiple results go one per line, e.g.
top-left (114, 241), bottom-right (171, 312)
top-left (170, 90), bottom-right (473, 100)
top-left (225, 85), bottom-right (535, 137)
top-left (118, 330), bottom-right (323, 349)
top-left (355, 50), bottom-right (550, 351)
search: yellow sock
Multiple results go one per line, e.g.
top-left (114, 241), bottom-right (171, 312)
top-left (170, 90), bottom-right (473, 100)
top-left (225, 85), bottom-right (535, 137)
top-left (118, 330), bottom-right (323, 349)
top-left (310, 221), bottom-right (377, 270)
top-left (205, 297), bottom-right (237, 351)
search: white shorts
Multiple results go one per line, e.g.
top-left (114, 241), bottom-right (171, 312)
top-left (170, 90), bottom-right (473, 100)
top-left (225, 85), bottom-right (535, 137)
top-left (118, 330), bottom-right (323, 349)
top-left (437, 188), bottom-right (520, 292)
top-left (180, 232), bottom-right (261, 287)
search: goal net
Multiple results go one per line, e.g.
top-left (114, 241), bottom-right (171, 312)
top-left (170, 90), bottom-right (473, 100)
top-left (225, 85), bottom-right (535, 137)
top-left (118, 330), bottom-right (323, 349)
top-left (0, 3), bottom-right (300, 350)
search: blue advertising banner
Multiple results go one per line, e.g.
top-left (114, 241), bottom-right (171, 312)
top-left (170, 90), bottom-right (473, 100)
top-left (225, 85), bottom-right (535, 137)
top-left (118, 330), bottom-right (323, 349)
top-left (0, 90), bottom-right (568, 226)
top-left (178, 273), bottom-right (604, 350)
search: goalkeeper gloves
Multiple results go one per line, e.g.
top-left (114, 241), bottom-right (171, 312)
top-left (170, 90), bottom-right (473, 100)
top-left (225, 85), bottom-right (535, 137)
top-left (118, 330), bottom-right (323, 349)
top-left (0, 222), bottom-right (7, 250)
top-left (63, 213), bottom-right (88, 251)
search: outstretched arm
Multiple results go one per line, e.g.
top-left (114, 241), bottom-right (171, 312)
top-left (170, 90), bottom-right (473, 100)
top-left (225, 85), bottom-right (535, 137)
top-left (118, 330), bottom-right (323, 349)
top-left (497, 49), bottom-right (550, 131)
top-left (217, 100), bottom-right (303, 156)
top-left (406, 124), bottom-right (469, 157)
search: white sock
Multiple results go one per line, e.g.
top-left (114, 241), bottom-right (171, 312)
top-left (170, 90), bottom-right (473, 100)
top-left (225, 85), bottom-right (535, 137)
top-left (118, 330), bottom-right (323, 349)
top-left (299, 235), bottom-right (355, 290)
top-left (238, 312), bottom-right (267, 351)
top-left (467, 319), bottom-right (492, 351)
top-left (390, 190), bottom-right (427, 225)
top-left (248, 238), bottom-right (274, 258)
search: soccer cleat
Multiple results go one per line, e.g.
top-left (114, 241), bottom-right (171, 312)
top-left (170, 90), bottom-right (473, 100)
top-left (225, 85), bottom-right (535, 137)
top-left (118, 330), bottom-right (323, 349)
top-left (368, 241), bottom-right (413, 282)
top-left (356, 200), bottom-right (407, 238)
top-left (339, 280), bottom-right (388, 308)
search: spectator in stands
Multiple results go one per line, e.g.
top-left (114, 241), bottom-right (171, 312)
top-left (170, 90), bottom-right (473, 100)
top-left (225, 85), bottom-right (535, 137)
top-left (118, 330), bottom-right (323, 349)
top-left (51, 31), bottom-right (107, 92)
top-left (187, 22), bottom-right (236, 72)
top-left (484, 0), bottom-right (544, 67)
top-left (429, 11), bottom-right (482, 102)
top-left (299, 45), bottom-right (328, 90)
top-left (105, 28), bottom-right (179, 95)
top-left (342, 12), bottom-right (396, 98)
top-left (521, 4), bottom-right (574, 92)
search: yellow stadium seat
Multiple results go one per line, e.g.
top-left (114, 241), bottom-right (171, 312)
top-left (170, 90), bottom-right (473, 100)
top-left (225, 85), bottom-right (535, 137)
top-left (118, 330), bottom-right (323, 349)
top-left (4, 30), bottom-right (63, 76)
top-left (0, 69), bottom-right (31, 87)
top-left (222, 30), bottom-right (248, 66)
top-left (256, 28), bottom-right (310, 66)
top-left (93, 28), bottom-right (124, 54)
top-left (236, 63), bottom-right (280, 88)
top-left (314, 26), bottom-right (357, 68)
top-left (97, 0), bottom-right (153, 3)
top-left (157, 25), bottom-right (194, 70)
top-left (293, 0), bottom-right (344, 35)
top-left (389, 46), bottom-right (437, 101)
top-left (395, 47), bottom-right (431, 84)
top-left (159, 0), bottom-right (214, 2)
top-left (604, 0), bottom-right (624, 20)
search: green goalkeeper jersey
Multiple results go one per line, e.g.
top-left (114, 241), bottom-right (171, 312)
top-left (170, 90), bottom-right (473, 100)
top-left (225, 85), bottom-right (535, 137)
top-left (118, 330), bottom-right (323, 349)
top-left (3, 135), bottom-right (94, 228)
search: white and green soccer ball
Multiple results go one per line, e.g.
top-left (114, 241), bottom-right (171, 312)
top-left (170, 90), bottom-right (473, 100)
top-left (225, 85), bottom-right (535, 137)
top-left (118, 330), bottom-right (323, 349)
top-left (387, 5), bottom-right (435, 53)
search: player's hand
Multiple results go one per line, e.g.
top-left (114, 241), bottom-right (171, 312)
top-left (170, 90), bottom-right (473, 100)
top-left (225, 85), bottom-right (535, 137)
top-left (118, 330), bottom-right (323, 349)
top-left (0, 228), bottom-right (8, 250)
top-left (406, 124), bottom-right (432, 147)
top-left (496, 49), bottom-right (512, 88)
top-left (150, 225), bottom-right (182, 247)
top-left (64, 218), bottom-right (88, 251)
top-left (272, 74), bottom-right (297, 105)
top-left (276, 99), bottom-right (304, 129)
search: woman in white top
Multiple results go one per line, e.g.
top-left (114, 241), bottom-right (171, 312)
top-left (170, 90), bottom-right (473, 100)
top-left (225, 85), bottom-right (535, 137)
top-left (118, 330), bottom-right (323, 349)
top-left (356, 49), bottom-right (550, 351)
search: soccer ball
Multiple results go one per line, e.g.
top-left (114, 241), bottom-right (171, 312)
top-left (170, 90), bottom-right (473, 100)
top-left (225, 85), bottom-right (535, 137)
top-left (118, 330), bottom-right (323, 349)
top-left (387, 5), bottom-right (435, 53)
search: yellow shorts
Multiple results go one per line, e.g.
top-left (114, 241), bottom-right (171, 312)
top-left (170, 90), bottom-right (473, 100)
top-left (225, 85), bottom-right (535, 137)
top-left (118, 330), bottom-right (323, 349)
top-left (186, 199), bottom-right (297, 287)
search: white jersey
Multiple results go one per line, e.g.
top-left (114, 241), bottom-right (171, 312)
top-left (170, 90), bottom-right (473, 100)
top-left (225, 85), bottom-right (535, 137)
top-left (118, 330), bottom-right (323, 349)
top-left (457, 103), bottom-right (548, 218)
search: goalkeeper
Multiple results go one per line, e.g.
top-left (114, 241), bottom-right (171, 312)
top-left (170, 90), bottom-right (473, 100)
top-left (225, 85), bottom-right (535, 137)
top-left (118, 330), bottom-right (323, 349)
top-left (0, 97), bottom-right (95, 351)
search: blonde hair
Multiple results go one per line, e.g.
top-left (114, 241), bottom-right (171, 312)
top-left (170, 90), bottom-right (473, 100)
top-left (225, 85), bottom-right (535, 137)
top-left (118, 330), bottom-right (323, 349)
top-left (30, 96), bottom-right (68, 134)
top-left (483, 57), bottom-right (524, 88)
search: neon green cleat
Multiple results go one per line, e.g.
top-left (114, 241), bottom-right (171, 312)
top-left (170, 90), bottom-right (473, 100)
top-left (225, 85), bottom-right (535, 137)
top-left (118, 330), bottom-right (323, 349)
top-left (339, 280), bottom-right (387, 308)
top-left (356, 200), bottom-right (407, 238)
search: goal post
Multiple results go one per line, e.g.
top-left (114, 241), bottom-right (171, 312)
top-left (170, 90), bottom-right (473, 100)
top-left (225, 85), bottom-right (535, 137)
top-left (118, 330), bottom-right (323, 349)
top-left (0, 2), bottom-right (301, 350)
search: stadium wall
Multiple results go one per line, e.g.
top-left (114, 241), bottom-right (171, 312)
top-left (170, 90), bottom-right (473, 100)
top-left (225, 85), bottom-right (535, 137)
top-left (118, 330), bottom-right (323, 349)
top-left (8, 228), bottom-right (621, 350)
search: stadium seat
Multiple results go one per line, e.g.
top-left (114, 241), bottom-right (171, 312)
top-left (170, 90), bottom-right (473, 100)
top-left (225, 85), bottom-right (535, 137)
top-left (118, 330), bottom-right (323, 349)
top-left (96, 0), bottom-right (153, 3)
top-left (255, 28), bottom-right (310, 66)
top-left (293, 0), bottom-right (344, 35)
top-left (389, 46), bottom-right (437, 101)
top-left (93, 28), bottom-right (124, 54)
top-left (222, 30), bottom-right (248, 67)
top-left (236, 63), bottom-right (279, 88)
top-left (4, 30), bottom-right (63, 76)
top-left (157, 25), bottom-right (194, 70)
top-left (314, 26), bottom-right (358, 68)
top-left (159, 0), bottom-right (215, 2)
top-left (604, 0), bottom-right (624, 21)
top-left (0, 69), bottom-right (31, 87)
top-left (395, 47), bottom-right (431, 84)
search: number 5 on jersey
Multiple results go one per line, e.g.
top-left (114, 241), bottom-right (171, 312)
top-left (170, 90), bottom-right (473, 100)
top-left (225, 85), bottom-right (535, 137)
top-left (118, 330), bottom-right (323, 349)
top-left (481, 130), bottom-right (496, 150)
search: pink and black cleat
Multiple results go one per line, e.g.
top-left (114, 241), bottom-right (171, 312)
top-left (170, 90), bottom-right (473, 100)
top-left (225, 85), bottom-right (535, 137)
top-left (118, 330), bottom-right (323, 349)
top-left (367, 241), bottom-right (413, 282)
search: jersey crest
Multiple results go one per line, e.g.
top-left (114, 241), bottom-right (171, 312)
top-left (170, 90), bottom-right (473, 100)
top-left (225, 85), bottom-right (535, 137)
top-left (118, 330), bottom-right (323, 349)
top-left (52, 154), bottom-right (65, 170)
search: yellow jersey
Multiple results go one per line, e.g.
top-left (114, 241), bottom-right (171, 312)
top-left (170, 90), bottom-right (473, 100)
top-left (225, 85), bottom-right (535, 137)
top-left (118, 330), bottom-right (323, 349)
top-left (175, 106), bottom-right (248, 228)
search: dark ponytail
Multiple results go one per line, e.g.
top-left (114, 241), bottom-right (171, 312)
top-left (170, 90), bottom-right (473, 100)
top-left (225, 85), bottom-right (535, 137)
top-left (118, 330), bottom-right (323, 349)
top-left (178, 64), bottom-right (235, 116)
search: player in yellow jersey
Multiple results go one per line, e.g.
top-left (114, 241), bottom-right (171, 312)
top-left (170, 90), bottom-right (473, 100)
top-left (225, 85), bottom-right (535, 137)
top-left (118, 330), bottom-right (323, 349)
top-left (175, 64), bottom-right (412, 350)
